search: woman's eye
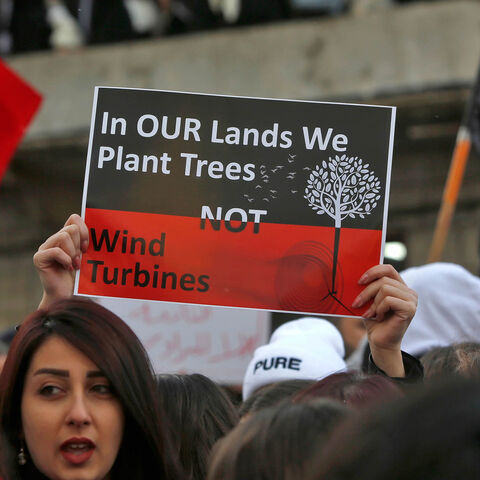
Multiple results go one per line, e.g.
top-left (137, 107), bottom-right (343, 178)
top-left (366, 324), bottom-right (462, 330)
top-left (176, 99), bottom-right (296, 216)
top-left (39, 385), bottom-right (62, 397)
top-left (91, 384), bottom-right (113, 395)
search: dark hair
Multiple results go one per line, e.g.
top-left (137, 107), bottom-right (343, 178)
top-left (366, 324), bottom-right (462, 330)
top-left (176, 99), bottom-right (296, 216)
top-left (312, 379), bottom-right (480, 480)
top-left (239, 379), bottom-right (315, 417)
top-left (157, 373), bottom-right (239, 480)
top-left (421, 342), bottom-right (480, 381)
top-left (208, 399), bottom-right (349, 480)
top-left (292, 371), bottom-right (402, 408)
top-left (0, 297), bottom-right (181, 480)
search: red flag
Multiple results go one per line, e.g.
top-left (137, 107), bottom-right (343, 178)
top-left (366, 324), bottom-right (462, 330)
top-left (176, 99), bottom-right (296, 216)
top-left (0, 60), bottom-right (43, 185)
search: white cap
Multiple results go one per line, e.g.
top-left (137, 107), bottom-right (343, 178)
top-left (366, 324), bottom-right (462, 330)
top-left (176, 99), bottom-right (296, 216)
top-left (242, 317), bottom-right (346, 400)
top-left (401, 263), bottom-right (480, 356)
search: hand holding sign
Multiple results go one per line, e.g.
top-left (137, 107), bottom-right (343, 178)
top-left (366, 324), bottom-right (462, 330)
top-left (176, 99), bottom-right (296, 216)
top-left (352, 264), bottom-right (418, 377)
top-left (34, 214), bottom-right (88, 308)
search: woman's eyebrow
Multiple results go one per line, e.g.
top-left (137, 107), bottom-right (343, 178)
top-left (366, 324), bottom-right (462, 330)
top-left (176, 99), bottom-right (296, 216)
top-left (86, 371), bottom-right (106, 378)
top-left (32, 369), bottom-right (106, 378)
top-left (33, 368), bottom-right (68, 377)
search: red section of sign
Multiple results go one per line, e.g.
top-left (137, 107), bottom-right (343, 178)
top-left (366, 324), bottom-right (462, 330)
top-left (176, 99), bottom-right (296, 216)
top-left (0, 60), bottom-right (42, 184)
top-left (79, 208), bottom-right (382, 315)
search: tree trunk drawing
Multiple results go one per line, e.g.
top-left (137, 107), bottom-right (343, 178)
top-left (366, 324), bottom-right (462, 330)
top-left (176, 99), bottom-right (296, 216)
top-left (331, 226), bottom-right (341, 295)
top-left (304, 154), bottom-right (382, 312)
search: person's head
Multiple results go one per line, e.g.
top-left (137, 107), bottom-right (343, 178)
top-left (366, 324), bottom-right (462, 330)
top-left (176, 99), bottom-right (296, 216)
top-left (242, 317), bottom-right (346, 400)
top-left (312, 379), bottom-right (480, 480)
top-left (239, 379), bottom-right (315, 418)
top-left (208, 399), bottom-right (349, 480)
top-left (292, 371), bottom-right (402, 409)
top-left (0, 297), bottom-right (179, 480)
top-left (421, 342), bottom-right (480, 381)
top-left (400, 262), bottom-right (480, 357)
top-left (156, 373), bottom-right (239, 480)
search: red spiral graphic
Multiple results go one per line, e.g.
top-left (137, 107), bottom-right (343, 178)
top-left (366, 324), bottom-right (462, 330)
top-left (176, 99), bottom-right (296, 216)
top-left (275, 241), bottom-right (344, 314)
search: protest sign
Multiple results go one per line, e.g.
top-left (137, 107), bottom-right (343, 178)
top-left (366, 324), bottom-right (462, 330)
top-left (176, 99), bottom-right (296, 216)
top-left (98, 298), bottom-right (270, 384)
top-left (76, 87), bottom-right (395, 316)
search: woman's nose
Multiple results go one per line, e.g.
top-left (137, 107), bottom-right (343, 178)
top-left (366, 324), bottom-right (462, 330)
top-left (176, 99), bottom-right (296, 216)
top-left (65, 393), bottom-right (92, 426)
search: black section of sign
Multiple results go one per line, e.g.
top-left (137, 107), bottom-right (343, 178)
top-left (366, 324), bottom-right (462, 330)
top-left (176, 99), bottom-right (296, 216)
top-left (86, 88), bottom-right (393, 230)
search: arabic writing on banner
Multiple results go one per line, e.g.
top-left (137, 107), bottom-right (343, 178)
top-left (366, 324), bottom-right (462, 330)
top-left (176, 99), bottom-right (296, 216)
top-left (76, 88), bottom-right (395, 316)
top-left (98, 298), bottom-right (270, 384)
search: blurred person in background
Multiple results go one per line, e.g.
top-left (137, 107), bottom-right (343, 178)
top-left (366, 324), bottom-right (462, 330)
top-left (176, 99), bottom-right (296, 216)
top-left (160, 0), bottom-right (223, 34)
top-left (292, 371), bottom-right (403, 409)
top-left (400, 263), bottom-right (480, 357)
top-left (311, 379), bottom-right (480, 480)
top-left (208, 0), bottom-right (290, 26)
top-left (289, 0), bottom-right (347, 17)
top-left (0, 0), bottom-right (165, 55)
top-left (208, 399), bottom-right (349, 480)
top-left (156, 373), bottom-right (239, 480)
top-left (1, 0), bottom-right (51, 55)
top-left (55, 0), bottom-right (164, 46)
top-left (421, 342), bottom-right (480, 382)
top-left (238, 379), bottom-right (315, 418)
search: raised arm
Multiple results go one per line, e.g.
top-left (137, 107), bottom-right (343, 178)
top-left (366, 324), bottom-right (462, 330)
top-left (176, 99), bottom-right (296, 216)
top-left (33, 214), bottom-right (89, 309)
top-left (351, 264), bottom-right (418, 377)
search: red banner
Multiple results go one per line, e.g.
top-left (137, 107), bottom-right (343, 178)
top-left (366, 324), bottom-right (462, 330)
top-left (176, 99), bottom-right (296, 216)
top-left (79, 208), bottom-right (381, 315)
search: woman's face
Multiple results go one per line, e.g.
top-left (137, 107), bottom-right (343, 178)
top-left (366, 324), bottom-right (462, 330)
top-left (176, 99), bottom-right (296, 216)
top-left (21, 335), bottom-right (125, 480)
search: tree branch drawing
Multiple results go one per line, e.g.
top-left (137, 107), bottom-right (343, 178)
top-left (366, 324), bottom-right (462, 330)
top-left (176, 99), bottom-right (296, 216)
top-left (304, 154), bottom-right (381, 296)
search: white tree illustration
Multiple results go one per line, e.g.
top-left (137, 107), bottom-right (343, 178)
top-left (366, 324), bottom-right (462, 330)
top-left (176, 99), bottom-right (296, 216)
top-left (304, 154), bottom-right (381, 295)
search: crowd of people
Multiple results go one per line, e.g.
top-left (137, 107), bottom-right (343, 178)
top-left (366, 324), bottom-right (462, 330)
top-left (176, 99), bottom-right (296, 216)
top-left (0, 212), bottom-right (478, 480)
top-left (1, 0), bottom-right (440, 55)
top-left (0, 0), bottom-right (475, 477)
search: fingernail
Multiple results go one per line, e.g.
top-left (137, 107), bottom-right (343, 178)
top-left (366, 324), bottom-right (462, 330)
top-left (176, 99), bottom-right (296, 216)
top-left (81, 241), bottom-right (88, 253)
top-left (362, 307), bottom-right (373, 318)
top-left (358, 273), bottom-right (368, 284)
top-left (351, 296), bottom-right (362, 308)
top-left (74, 256), bottom-right (81, 269)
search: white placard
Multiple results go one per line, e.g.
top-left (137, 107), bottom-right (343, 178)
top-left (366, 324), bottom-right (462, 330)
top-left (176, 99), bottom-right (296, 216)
top-left (98, 298), bottom-right (270, 384)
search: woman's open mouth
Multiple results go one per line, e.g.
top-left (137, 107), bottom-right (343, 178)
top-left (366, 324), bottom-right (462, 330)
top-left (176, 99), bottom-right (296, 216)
top-left (60, 437), bottom-right (95, 465)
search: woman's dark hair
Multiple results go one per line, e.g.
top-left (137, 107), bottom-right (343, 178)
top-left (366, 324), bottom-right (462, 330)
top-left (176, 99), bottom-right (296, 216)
top-left (292, 371), bottom-right (402, 408)
top-left (312, 379), bottom-right (480, 480)
top-left (208, 399), bottom-right (349, 480)
top-left (239, 379), bottom-right (315, 417)
top-left (421, 342), bottom-right (480, 381)
top-left (156, 373), bottom-right (239, 480)
top-left (0, 297), bottom-right (181, 480)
